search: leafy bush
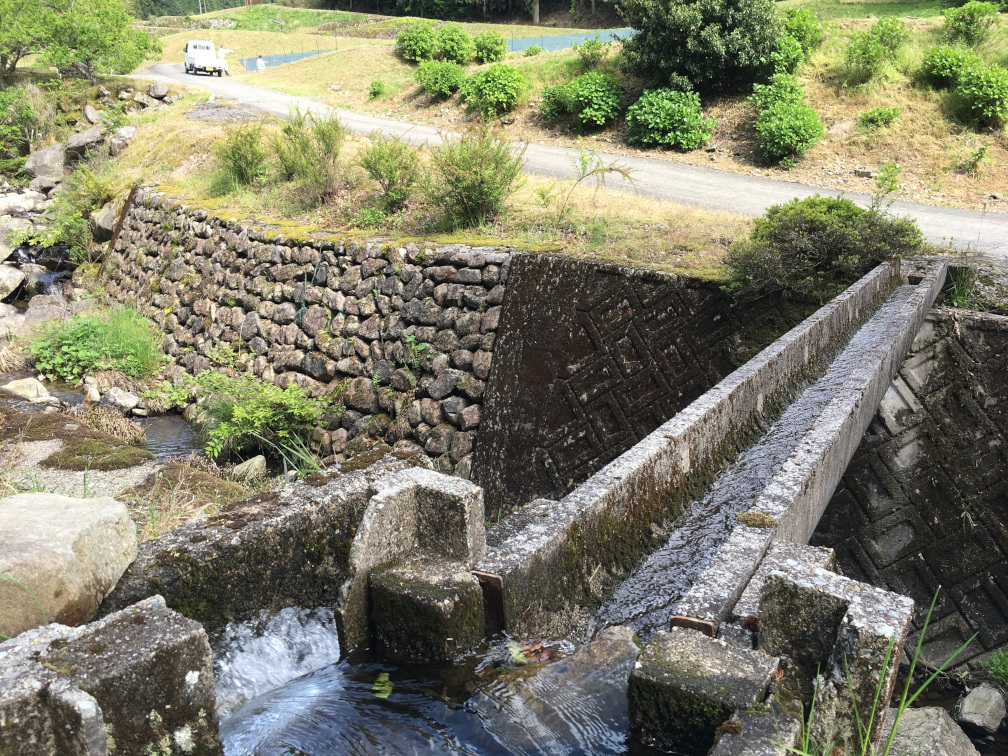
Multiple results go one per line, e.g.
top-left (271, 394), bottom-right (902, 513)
top-left (859, 106), bottom-right (901, 127)
top-left (567, 72), bottom-right (623, 129)
top-left (846, 16), bottom-right (910, 83)
top-left (921, 45), bottom-right (982, 87)
top-left (369, 80), bottom-right (386, 99)
top-left (750, 73), bottom-right (805, 111)
top-left (474, 30), bottom-right (507, 64)
top-left (0, 88), bottom-right (38, 158)
top-left (415, 59), bottom-right (465, 100)
top-left (357, 134), bottom-right (421, 211)
top-left (539, 82), bottom-right (573, 122)
top-left (30, 307), bottom-right (165, 381)
top-left (462, 63), bottom-right (524, 117)
top-left (214, 119), bottom-right (267, 190)
top-left (772, 34), bottom-right (805, 75)
top-left (397, 20), bottom-right (439, 63)
top-left (428, 128), bottom-right (525, 228)
top-left (524, 45), bottom-right (543, 57)
top-left (573, 34), bottom-right (610, 70)
top-left (620, 0), bottom-right (783, 92)
top-left (753, 99), bottom-right (823, 160)
top-left (783, 7), bottom-right (825, 56)
top-left (437, 23), bottom-right (476, 64)
top-left (724, 196), bottom-right (924, 302)
top-left (956, 63), bottom-right (1008, 127)
top-left (181, 371), bottom-right (332, 459)
top-left (272, 107), bottom-right (346, 207)
top-left (943, 1), bottom-right (999, 47)
top-left (626, 89), bottom-right (715, 150)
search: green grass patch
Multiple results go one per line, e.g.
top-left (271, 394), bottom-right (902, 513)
top-left (982, 650), bottom-right (1008, 687)
top-left (202, 5), bottom-right (357, 32)
top-left (42, 439), bottom-right (154, 471)
top-left (29, 307), bottom-right (166, 382)
top-left (780, 0), bottom-right (948, 21)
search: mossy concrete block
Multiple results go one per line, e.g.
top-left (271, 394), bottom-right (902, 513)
top-left (368, 557), bottom-right (484, 663)
top-left (627, 627), bottom-right (780, 755)
top-left (732, 542), bottom-right (834, 626)
top-left (709, 708), bottom-right (803, 756)
top-left (0, 595), bottom-right (221, 756)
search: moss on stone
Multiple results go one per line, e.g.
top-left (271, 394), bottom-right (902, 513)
top-left (42, 439), bottom-right (154, 471)
top-left (736, 512), bottom-right (777, 528)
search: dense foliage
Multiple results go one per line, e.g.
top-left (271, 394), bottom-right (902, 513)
top-left (749, 74), bottom-right (822, 162)
top-left (943, 1), bottom-right (1000, 47)
top-left (415, 59), bottom-right (465, 100)
top-left (845, 16), bottom-right (909, 83)
top-left (358, 134), bottom-right (421, 210)
top-left (725, 196), bottom-right (924, 302)
top-left (782, 7), bottom-right (825, 57)
top-left (474, 29), bottom-right (507, 64)
top-left (396, 20), bottom-right (439, 62)
top-left (30, 308), bottom-right (165, 381)
top-left (461, 63), bottom-right (524, 116)
top-left (437, 22), bottom-right (475, 63)
top-left (620, 0), bottom-right (783, 92)
top-left (956, 63), bottom-right (1008, 127)
top-left (859, 106), bottom-right (901, 128)
top-left (625, 89), bottom-right (714, 150)
top-left (921, 45), bottom-right (981, 87)
top-left (272, 108), bottom-right (346, 208)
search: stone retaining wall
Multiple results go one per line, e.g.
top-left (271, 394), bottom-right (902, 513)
top-left (106, 189), bottom-right (510, 477)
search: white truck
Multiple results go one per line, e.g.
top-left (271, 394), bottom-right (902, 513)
top-left (184, 40), bottom-right (223, 77)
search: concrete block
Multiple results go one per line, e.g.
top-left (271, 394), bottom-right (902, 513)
top-left (890, 707), bottom-right (979, 756)
top-left (732, 542), bottom-right (835, 625)
top-left (709, 708), bottom-right (803, 756)
top-left (369, 557), bottom-right (484, 663)
top-left (958, 683), bottom-right (1006, 734)
top-left (627, 626), bottom-right (779, 755)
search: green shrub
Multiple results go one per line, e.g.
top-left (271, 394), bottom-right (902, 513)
top-left (567, 72), bottom-right (623, 129)
top-left (921, 45), bottom-right (982, 87)
top-left (181, 371), bottom-right (333, 459)
top-left (859, 106), bottom-right (901, 127)
top-left (524, 44), bottom-right (543, 57)
top-left (750, 73), bottom-right (805, 111)
top-left (573, 34), bottom-right (610, 70)
top-left (0, 88), bottom-right (38, 157)
top-left (397, 20), bottom-right (439, 63)
top-left (724, 196), bottom-right (925, 302)
top-left (772, 34), bottom-right (805, 75)
top-left (620, 0), bottom-right (783, 92)
top-left (753, 99), bottom-right (823, 160)
top-left (214, 119), bottom-right (267, 190)
top-left (846, 16), bottom-right (910, 83)
top-left (462, 63), bottom-right (524, 117)
top-left (539, 82), bottom-right (573, 122)
top-left (415, 59), bottom-right (465, 100)
top-left (474, 29), bottom-right (507, 64)
top-left (626, 89), bottom-right (715, 150)
top-left (943, 1), bottom-right (999, 47)
top-left (428, 128), bottom-right (525, 228)
top-left (437, 23), bottom-right (475, 64)
top-left (782, 7), bottom-right (825, 56)
top-left (30, 307), bottom-right (165, 381)
top-left (369, 80), bottom-right (386, 99)
top-left (272, 107), bottom-right (346, 207)
top-left (357, 134), bottom-right (421, 211)
top-left (956, 63), bottom-right (1008, 126)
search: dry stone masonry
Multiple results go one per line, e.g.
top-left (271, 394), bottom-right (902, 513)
top-left (106, 189), bottom-right (510, 477)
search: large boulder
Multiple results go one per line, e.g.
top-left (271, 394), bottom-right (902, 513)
top-left (147, 81), bottom-right (168, 99)
top-left (27, 176), bottom-right (56, 196)
top-left (890, 707), bottom-right (979, 756)
top-left (0, 263), bottom-right (25, 300)
top-left (1, 377), bottom-right (50, 401)
top-left (24, 143), bottom-right (67, 181)
top-left (65, 126), bottom-right (104, 159)
top-left (0, 493), bottom-right (138, 638)
top-left (89, 200), bottom-right (118, 242)
top-left (132, 92), bottom-right (155, 109)
top-left (83, 104), bottom-right (100, 124)
top-left (108, 125), bottom-right (138, 157)
top-left (99, 386), bottom-right (140, 413)
top-left (0, 217), bottom-right (32, 263)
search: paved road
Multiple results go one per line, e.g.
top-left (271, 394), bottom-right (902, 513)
top-left (148, 62), bottom-right (1008, 257)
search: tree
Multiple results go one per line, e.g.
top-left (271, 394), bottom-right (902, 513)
top-left (45, 0), bottom-right (160, 83)
top-left (620, 0), bottom-right (782, 93)
top-left (0, 0), bottom-right (53, 89)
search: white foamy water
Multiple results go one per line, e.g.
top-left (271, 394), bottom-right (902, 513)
top-left (213, 607), bottom-right (342, 720)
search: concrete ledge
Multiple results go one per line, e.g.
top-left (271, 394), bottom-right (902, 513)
top-left (709, 708), bottom-right (803, 756)
top-left (477, 263), bottom-right (900, 629)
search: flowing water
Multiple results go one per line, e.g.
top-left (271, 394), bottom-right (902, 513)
top-left (213, 611), bottom-right (651, 756)
top-left (137, 414), bottom-right (203, 459)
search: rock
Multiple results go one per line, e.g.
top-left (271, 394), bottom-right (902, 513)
top-left (0, 264), bottom-right (25, 303)
top-left (891, 707), bottom-right (979, 756)
top-left (99, 386), bottom-right (140, 413)
top-left (0, 493), bottom-right (138, 637)
top-left (0, 217), bottom-right (31, 263)
top-left (89, 200), bottom-right (118, 242)
top-left (428, 369), bottom-right (462, 401)
top-left (132, 92), bottom-right (155, 110)
top-left (0, 595), bottom-right (222, 755)
top-left (108, 125), bottom-right (137, 157)
top-left (24, 143), bottom-right (67, 181)
top-left (0, 311), bottom-right (26, 338)
top-left (855, 168), bottom-right (875, 179)
top-left (19, 263), bottom-right (45, 297)
top-left (27, 176), bottom-right (56, 196)
top-left (65, 126), bottom-right (104, 159)
top-left (83, 384), bottom-right (101, 403)
top-left (97, 85), bottom-right (110, 97)
top-left (83, 104), bottom-right (100, 124)
top-left (233, 455), bottom-right (267, 482)
top-left (148, 81), bottom-right (168, 99)
top-left (959, 683), bottom-right (1006, 734)
top-left (1, 377), bottom-right (49, 401)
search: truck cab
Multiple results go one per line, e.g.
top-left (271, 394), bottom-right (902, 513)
top-left (184, 40), bottom-right (222, 77)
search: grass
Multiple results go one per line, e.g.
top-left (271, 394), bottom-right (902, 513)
top-left (40, 439), bottom-right (154, 471)
top-left (982, 650), bottom-right (1008, 687)
top-left (152, 29), bottom-right (334, 65)
top-left (780, 0), bottom-right (948, 21)
top-left (197, 5), bottom-right (358, 32)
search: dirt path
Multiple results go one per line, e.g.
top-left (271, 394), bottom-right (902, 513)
top-left (143, 62), bottom-right (1008, 259)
